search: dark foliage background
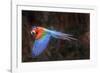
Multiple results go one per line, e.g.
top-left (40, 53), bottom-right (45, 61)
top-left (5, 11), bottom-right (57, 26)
top-left (22, 10), bottom-right (90, 62)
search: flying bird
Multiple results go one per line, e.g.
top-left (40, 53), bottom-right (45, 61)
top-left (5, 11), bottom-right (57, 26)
top-left (31, 26), bottom-right (76, 57)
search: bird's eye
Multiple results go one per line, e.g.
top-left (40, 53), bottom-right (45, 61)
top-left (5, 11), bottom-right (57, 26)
top-left (31, 31), bottom-right (36, 35)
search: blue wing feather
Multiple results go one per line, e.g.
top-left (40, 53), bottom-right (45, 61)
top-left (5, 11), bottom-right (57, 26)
top-left (32, 33), bottom-right (51, 57)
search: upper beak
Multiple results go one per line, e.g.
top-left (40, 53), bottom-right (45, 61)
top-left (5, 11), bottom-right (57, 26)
top-left (31, 30), bottom-right (36, 40)
top-left (31, 30), bottom-right (36, 35)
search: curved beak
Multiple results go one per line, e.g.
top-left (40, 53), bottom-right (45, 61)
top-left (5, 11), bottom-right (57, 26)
top-left (31, 31), bottom-right (36, 35)
top-left (31, 30), bottom-right (37, 40)
top-left (31, 30), bottom-right (36, 36)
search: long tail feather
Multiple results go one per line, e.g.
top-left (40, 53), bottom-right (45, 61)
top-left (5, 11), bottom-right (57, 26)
top-left (44, 28), bottom-right (77, 41)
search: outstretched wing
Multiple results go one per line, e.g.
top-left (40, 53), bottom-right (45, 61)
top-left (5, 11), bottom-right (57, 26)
top-left (44, 28), bottom-right (76, 41)
top-left (32, 33), bottom-right (51, 57)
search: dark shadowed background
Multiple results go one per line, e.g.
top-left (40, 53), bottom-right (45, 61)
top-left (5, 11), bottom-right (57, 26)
top-left (22, 10), bottom-right (90, 62)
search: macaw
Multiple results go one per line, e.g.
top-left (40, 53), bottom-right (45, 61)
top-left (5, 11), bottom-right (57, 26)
top-left (31, 26), bottom-right (76, 57)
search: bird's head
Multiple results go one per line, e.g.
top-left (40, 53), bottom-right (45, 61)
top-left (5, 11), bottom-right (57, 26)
top-left (31, 26), bottom-right (45, 40)
top-left (31, 26), bottom-right (37, 36)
